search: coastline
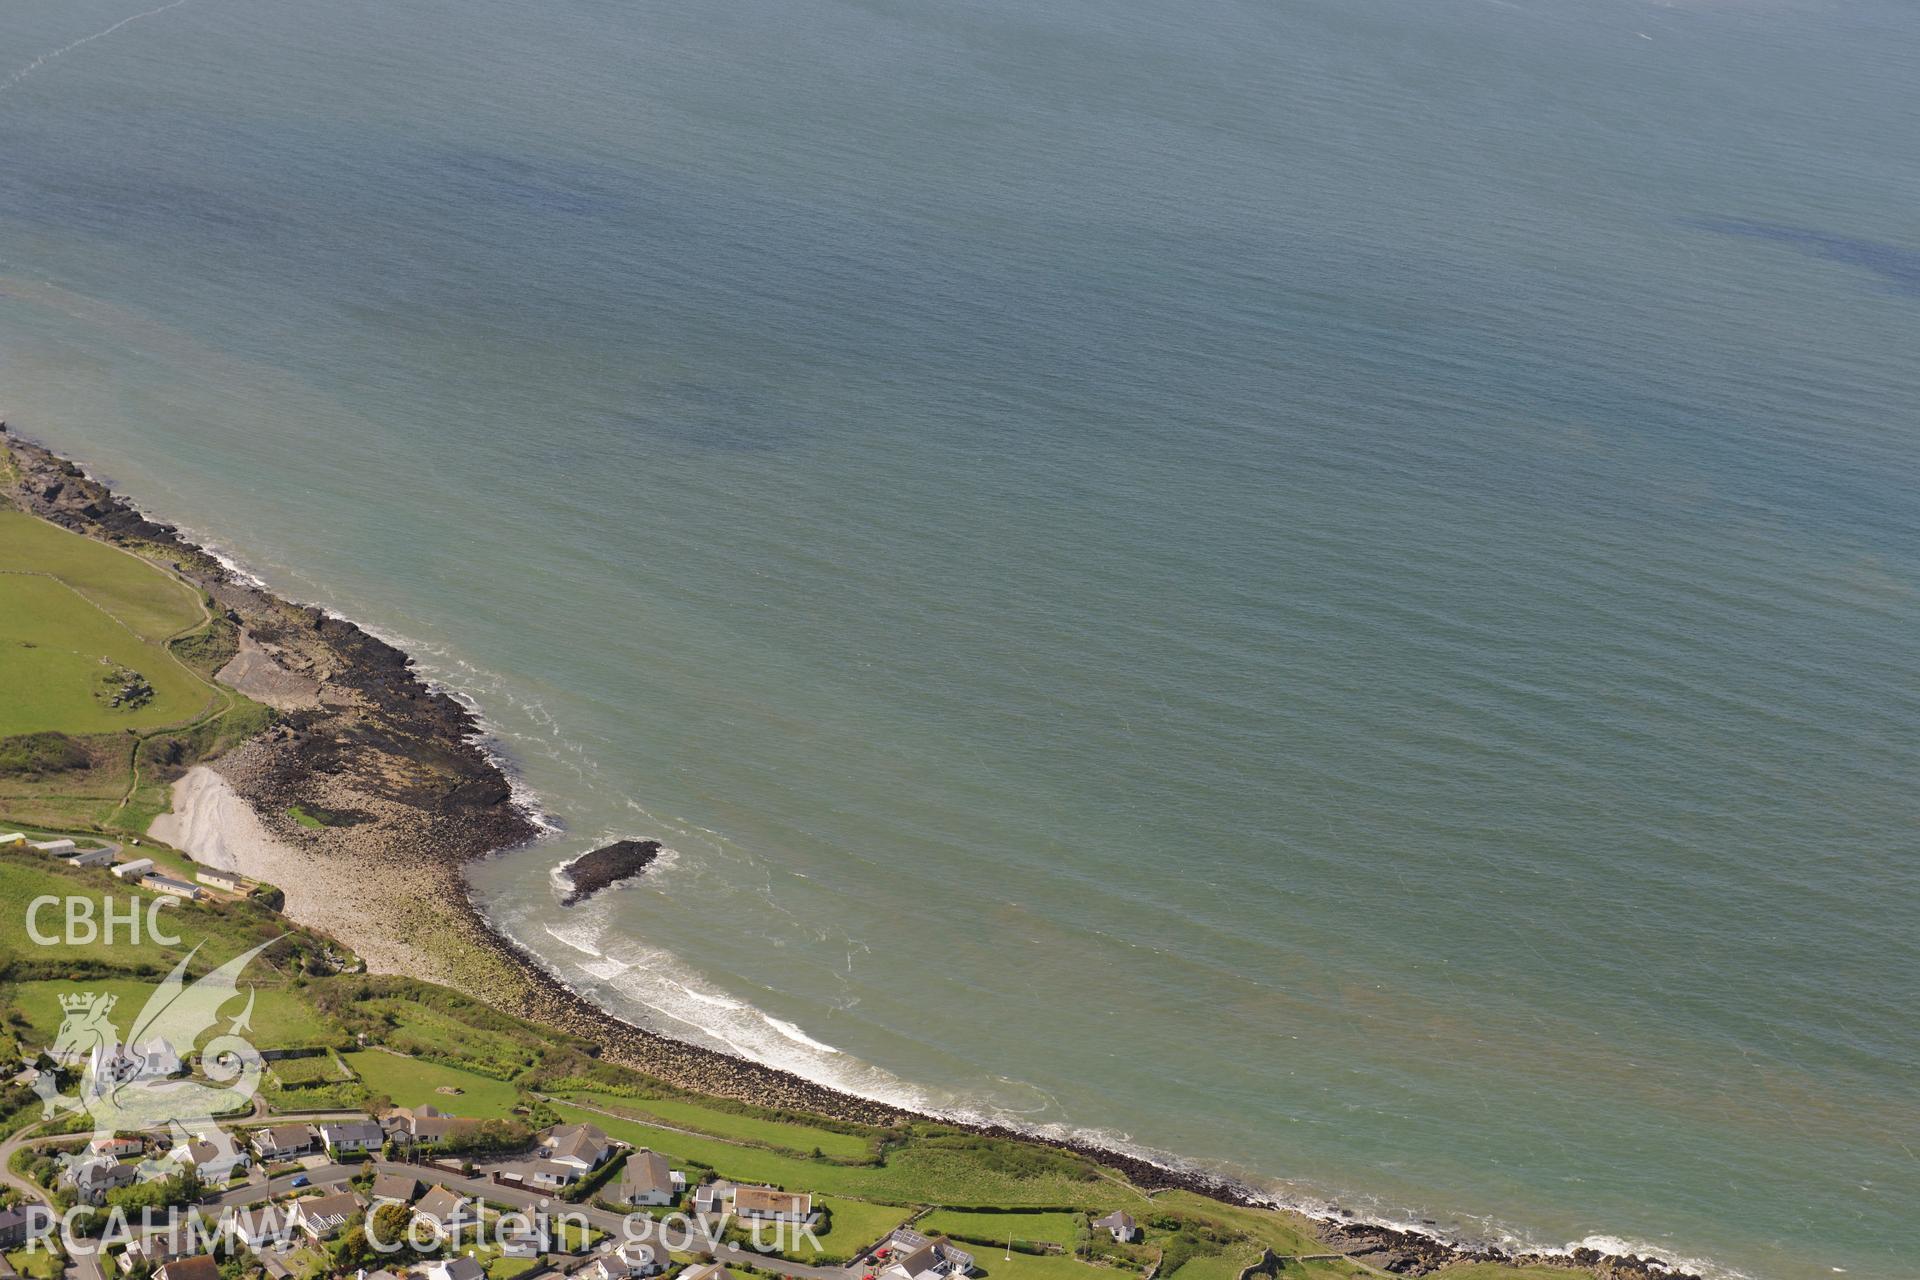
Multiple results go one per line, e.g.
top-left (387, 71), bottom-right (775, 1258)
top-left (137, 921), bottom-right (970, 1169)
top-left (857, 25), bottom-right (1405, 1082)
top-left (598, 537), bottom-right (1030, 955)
top-left (0, 424), bottom-right (1705, 1280)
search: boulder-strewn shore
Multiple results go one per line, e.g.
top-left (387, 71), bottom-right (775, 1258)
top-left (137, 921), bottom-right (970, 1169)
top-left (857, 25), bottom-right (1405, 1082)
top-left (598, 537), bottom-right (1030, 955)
top-left (0, 424), bottom-right (1700, 1280)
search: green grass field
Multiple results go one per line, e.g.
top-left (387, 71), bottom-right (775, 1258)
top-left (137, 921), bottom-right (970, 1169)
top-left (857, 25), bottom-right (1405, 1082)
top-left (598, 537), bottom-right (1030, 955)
top-left (919, 1210), bottom-right (1084, 1250)
top-left (0, 511), bottom-right (273, 833)
top-left (269, 1051), bottom-right (352, 1085)
top-left (966, 1249), bottom-right (1129, 1280)
top-left (550, 1105), bottom-right (1109, 1210)
top-left (5, 1247), bottom-right (64, 1280)
top-left (0, 575), bottom-right (212, 736)
top-left (0, 513), bottom-right (215, 737)
top-left (342, 1049), bottom-right (525, 1118)
top-left (559, 1089), bottom-right (873, 1160)
top-left (4, 975), bottom-right (341, 1053)
top-left (811, 1196), bottom-right (914, 1256)
top-left (1160, 1246), bottom-right (1259, 1280)
top-left (732, 1194), bottom-right (910, 1263)
top-left (356, 999), bottom-right (542, 1080)
top-left (0, 512), bottom-right (206, 642)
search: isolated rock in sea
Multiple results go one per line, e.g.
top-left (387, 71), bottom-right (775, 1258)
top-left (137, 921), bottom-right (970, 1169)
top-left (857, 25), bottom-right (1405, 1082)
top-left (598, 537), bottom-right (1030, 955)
top-left (558, 839), bottom-right (663, 906)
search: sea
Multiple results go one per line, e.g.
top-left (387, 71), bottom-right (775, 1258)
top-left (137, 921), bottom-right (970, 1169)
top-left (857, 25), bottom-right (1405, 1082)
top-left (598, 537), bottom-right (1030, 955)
top-left (1, 1), bottom-right (1915, 1276)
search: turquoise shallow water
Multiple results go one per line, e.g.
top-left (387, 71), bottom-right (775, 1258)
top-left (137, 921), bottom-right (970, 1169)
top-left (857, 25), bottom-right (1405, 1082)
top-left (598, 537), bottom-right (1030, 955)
top-left (2, 1), bottom-right (1917, 1276)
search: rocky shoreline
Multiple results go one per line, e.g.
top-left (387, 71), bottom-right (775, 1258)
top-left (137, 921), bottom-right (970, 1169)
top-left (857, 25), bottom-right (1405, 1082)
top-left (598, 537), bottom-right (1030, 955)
top-left (0, 424), bottom-right (1700, 1280)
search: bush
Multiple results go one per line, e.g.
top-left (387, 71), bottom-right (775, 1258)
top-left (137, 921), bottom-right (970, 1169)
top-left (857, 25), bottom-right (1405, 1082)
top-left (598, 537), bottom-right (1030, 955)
top-left (0, 731), bottom-right (90, 775)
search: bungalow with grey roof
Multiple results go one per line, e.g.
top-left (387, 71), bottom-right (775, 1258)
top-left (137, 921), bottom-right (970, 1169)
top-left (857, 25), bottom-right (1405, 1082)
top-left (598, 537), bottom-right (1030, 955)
top-left (874, 1229), bottom-right (973, 1280)
top-left (370, 1172), bottom-right (419, 1204)
top-left (170, 1138), bottom-right (250, 1180)
top-left (536, 1121), bottom-right (617, 1170)
top-left (1093, 1211), bottom-right (1139, 1243)
top-left (320, 1118), bottom-right (385, 1155)
top-left (220, 1206), bottom-right (292, 1252)
top-left (411, 1186), bottom-right (481, 1243)
top-left (420, 1256), bottom-right (486, 1280)
top-left (290, 1191), bottom-right (363, 1241)
top-left (582, 1243), bottom-right (665, 1280)
top-left (250, 1123), bottom-right (317, 1160)
top-left (618, 1148), bottom-right (684, 1206)
top-left (67, 1158), bottom-right (137, 1204)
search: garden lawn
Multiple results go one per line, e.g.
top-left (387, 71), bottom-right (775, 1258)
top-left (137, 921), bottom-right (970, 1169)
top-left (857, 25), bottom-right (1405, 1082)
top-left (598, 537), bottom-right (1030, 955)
top-left (5, 1248), bottom-right (63, 1280)
top-left (560, 1090), bottom-right (872, 1159)
top-left (549, 1106), bottom-right (1111, 1210)
top-left (355, 999), bottom-right (540, 1079)
top-left (919, 1211), bottom-right (1084, 1250)
top-left (970, 1250), bottom-right (1131, 1280)
top-left (739, 1196), bottom-right (910, 1263)
top-left (342, 1050), bottom-right (524, 1118)
top-left (812, 1196), bottom-right (913, 1257)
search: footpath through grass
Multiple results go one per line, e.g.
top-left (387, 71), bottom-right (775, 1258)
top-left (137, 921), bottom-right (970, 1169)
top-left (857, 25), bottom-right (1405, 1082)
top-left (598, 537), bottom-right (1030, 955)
top-left (0, 510), bottom-right (271, 833)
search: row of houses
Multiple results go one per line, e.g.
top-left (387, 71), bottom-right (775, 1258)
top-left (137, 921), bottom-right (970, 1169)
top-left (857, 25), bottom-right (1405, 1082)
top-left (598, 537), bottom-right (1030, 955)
top-left (2, 830), bottom-right (251, 896)
top-left (251, 1117), bottom-right (386, 1161)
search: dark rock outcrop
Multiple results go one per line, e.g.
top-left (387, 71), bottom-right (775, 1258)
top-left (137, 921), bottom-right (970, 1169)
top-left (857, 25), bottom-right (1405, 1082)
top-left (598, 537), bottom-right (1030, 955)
top-left (557, 838), bottom-right (662, 906)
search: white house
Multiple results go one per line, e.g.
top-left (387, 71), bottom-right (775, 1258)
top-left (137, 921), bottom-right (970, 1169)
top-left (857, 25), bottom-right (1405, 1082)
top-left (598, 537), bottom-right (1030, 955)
top-left (195, 868), bottom-right (247, 892)
top-left (221, 1206), bottom-right (291, 1252)
top-left (66, 848), bottom-right (116, 868)
top-left (289, 1191), bottom-right (363, 1241)
top-left (691, 1181), bottom-right (735, 1216)
top-left (112, 1038), bottom-right (185, 1078)
top-left (320, 1118), bottom-right (385, 1155)
top-left (420, 1258), bottom-right (485, 1280)
top-left (170, 1138), bottom-right (250, 1180)
top-left (618, 1149), bottom-right (684, 1206)
top-left (111, 858), bottom-right (154, 879)
top-left (873, 1230), bottom-right (974, 1280)
top-left (30, 838), bottom-right (76, 855)
top-left (583, 1243), bottom-right (665, 1280)
top-left (1092, 1211), bottom-right (1139, 1244)
top-left (0, 833), bottom-right (26, 847)
top-left (142, 874), bottom-right (201, 899)
top-left (87, 1135), bottom-right (144, 1160)
top-left (733, 1185), bottom-right (815, 1224)
top-left (411, 1186), bottom-right (481, 1243)
top-left (120, 1228), bottom-right (204, 1273)
top-left (520, 1158), bottom-right (582, 1189)
top-left (536, 1122), bottom-right (616, 1171)
top-left (68, 1158), bottom-right (138, 1204)
top-left (250, 1123), bottom-right (318, 1160)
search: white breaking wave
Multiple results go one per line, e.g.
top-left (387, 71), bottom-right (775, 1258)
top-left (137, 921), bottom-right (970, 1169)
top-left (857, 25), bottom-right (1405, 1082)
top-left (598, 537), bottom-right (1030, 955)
top-left (761, 1015), bottom-right (840, 1055)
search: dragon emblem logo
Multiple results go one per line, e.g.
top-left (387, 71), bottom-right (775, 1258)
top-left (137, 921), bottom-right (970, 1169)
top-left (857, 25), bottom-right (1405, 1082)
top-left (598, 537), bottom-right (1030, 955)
top-left (35, 939), bottom-right (278, 1184)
